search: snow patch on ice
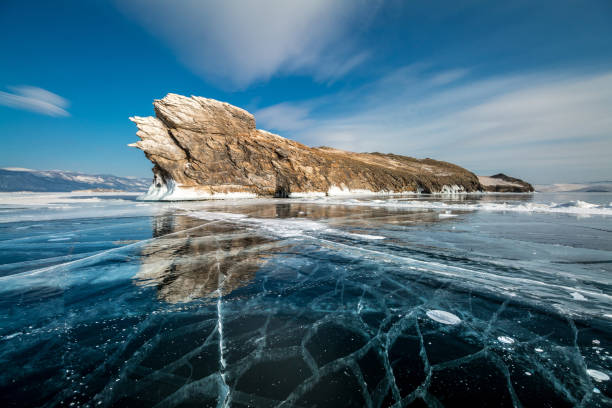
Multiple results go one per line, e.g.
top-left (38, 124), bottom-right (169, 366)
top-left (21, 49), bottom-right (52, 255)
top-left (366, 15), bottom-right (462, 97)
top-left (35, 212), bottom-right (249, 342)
top-left (554, 200), bottom-right (600, 209)
top-left (288, 191), bottom-right (326, 198)
top-left (571, 291), bottom-right (587, 301)
top-left (0, 192), bottom-right (133, 206)
top-left (326, 185), bottom-right (468, 196)
top-left (328, 185), bottom-right (396, 196)
top-left (189, 211), bottom-right (385, 241)
top-left (190, 211), bottom-right (248, 221)
top-left (296, 197), bottom-right (612, 216)
top-left (0, 192), bottom-right (148, 223)
top-left (343, 232), bottom-right (385, 240)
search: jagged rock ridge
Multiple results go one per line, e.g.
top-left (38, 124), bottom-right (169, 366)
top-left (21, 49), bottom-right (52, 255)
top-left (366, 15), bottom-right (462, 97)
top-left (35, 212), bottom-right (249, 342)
top-left (130, 94), bottom-right (486, 200)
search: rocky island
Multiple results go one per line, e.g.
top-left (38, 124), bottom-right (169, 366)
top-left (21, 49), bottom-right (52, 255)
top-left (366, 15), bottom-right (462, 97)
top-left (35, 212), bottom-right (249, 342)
top-left (129, 94), bottom-right (531, 200)
top-left (478, 174), bottom-right (535, 193)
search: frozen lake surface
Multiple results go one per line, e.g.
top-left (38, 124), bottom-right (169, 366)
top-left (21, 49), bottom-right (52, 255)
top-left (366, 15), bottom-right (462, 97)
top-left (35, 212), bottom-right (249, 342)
top-left (0, 192), bottom-right (611, 407)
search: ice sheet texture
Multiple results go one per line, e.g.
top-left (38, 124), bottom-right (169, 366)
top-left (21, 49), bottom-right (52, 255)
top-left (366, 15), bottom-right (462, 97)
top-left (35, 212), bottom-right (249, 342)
top-left (0, 192), bottom-right (611, 407)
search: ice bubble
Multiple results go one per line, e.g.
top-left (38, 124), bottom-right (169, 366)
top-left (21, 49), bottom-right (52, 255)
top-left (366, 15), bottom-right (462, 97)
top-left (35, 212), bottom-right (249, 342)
top-left (498, 336), bottom-right (515, 344)
top-left (535, 348), bottom-right (544, 353)
top-left (426, 310), bottom-right (461, 325)
top-left (587, 369), bottom-right (609, 382)
top-left (525, 372), bottom-right (532, 376)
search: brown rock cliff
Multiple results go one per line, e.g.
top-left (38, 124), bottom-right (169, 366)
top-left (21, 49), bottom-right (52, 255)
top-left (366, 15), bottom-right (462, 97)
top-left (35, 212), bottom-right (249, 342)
top-left (130, 94), bottom-right (487, 200)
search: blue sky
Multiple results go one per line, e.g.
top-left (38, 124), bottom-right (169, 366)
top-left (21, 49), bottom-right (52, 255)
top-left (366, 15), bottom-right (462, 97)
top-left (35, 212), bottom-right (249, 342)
top-left (1, 0), bottom-right (611, 184)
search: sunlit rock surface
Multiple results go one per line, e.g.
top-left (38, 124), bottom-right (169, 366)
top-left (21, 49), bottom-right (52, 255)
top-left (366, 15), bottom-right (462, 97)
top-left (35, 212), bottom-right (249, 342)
top-left (0, 192), bottom-right (610, 407)
top-left (129, 94), bottom-right (484, 200)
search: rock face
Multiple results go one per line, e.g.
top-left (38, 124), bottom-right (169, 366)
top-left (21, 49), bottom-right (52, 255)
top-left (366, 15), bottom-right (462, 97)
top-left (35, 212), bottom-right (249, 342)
top-left (478, 174), bottom-right (535, 193)
top-left (130, 93), bottom-right (486, 200)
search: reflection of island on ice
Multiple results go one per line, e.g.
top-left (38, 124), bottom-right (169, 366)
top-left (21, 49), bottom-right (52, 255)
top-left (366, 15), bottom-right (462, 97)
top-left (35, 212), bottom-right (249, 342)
top-left (132, 201), bottom-right (466, 303)
top-left (132, 211), bottom-right (275, 303)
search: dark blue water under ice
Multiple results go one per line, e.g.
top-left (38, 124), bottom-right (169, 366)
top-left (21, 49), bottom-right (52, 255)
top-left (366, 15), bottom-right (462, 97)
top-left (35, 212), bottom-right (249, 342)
top-left (0, 192), bottom-right (611, 407)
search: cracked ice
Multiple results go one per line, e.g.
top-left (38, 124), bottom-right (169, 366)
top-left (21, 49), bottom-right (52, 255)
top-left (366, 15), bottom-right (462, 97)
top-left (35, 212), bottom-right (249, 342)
top-left (0, 193), bottom-right (611, 407)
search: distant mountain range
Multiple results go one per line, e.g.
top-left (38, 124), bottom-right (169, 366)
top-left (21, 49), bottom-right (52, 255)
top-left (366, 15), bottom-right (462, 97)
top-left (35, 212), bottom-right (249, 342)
top-left (2, 166), bottom-right (609, 194)
top-left (535, 181), bottom-right (612, 193)
top-left (0, 168), bottom-right (150, 192)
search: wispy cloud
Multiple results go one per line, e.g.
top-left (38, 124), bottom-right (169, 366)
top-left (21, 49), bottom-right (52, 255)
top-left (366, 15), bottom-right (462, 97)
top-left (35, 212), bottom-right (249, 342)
top-left (256, 67), bottom-right (612, 183)
top-left (116, 0), bottom-right (376, 88)
top-left (255, 103), bottom-right (313, 132)
top-left (0, 86), bottom-right (69, 117)
top-left (428, 68), bottom-right (470, 86)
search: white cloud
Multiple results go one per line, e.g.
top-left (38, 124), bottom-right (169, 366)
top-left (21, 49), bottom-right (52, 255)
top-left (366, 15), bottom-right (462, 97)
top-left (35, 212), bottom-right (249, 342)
top-left (428, 68), bottom-right (469, 86)
top-left (0, 86), bottom-right (69, 117)
top-left (117, 0), bottom-right (375, 88)
top-left (255, 102), bottom-right (313, 132)
top-left (256, 67), bottom-right (612, 183)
